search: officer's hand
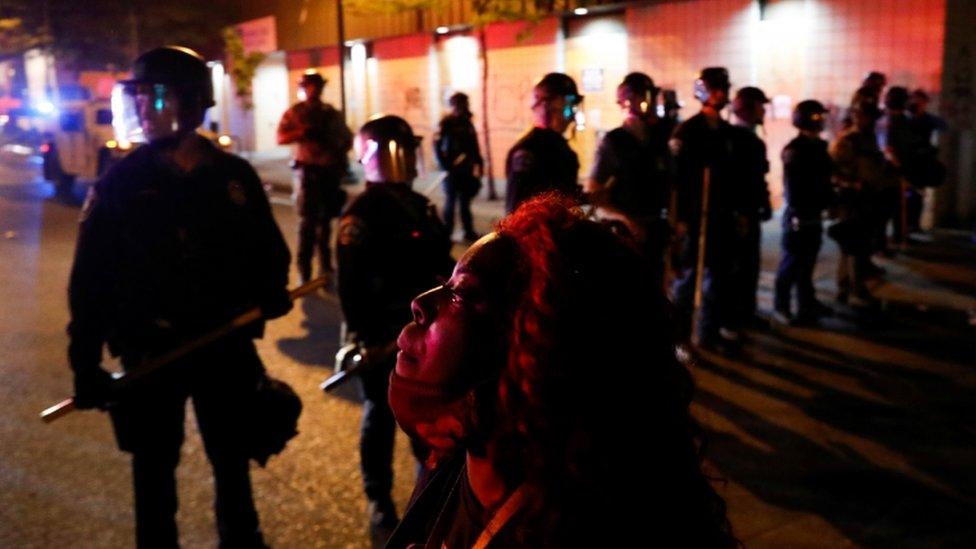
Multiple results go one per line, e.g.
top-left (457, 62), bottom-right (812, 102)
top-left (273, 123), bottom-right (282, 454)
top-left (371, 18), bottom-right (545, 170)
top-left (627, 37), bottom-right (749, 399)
top-left (472, 164), bottom-right (483, 179)
top-left (262, 289), bottom-right (293, 320)
top-left (73, 367), bottom-right (113, 410)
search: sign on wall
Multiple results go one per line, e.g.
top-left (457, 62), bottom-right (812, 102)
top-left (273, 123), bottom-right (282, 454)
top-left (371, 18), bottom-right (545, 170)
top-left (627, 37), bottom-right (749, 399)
top-left (236, 16), bottom-right (278, 55)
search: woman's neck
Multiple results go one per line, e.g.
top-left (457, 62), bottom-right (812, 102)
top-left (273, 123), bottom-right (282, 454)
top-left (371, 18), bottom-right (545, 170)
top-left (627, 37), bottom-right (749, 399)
top-left (466, 451), bottom-right (509, 512)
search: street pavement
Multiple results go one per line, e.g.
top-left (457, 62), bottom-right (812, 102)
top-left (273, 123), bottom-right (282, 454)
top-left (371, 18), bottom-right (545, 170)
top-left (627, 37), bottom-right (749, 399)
top-left (1, 149), bottom-right (974, 548)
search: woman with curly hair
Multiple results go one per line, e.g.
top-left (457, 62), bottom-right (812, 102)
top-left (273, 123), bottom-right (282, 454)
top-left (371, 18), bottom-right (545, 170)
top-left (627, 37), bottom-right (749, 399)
top-left (387, 194), bottom-right (736, 548)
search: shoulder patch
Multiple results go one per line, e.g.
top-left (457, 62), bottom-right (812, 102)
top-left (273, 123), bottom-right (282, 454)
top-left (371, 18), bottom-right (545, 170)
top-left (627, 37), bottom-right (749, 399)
top-left (338, 217), bottom-right (366, 246)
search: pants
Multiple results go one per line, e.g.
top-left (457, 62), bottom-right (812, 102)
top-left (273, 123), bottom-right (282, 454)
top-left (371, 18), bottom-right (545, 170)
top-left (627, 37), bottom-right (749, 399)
top-left (297, 165), bottom-right (344, 281)
top-left (113, 340), bottom-right (266, 549)
top-left (774, 225), bottom-right (822, 314)
top-left (671, 231), bottom-right (732, 342)
top-left (441, 171), bottom-right (477, 237)
top-left (728, 219), bottom-right (761, 329)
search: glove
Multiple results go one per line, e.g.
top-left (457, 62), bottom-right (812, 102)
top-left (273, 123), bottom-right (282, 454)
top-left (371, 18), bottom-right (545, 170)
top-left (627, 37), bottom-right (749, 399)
top-left (73, 367), bottom-right (114, 410)
top-left (261, 289), bottom-right (293, 320)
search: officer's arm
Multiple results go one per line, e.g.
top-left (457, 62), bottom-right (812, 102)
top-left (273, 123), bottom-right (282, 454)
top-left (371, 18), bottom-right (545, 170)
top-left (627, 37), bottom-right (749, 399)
top-left (277, 108), bottom-right (304, 145)
top-left (66, 186), bottom-right (117, 407)
top-left (244, 166), bottom-right (292, 319)
top-left (758, 142), bottom-right (772, 220)
top-left (585, 135), bottom-right (617, 205)
top-left (505, 148), bottom-right (536, 214)
top-left (337, 215), bottom-right (377, 339)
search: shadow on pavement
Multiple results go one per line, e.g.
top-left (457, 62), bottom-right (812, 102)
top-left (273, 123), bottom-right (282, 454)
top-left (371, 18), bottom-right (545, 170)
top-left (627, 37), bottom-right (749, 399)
top-left (276, 295), bottom-right (363, 404)
top-left (698, 386), bottom-right (976, 548)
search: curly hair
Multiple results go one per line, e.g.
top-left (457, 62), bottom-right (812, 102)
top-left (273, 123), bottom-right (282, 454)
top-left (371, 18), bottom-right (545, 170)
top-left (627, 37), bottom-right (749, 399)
top-left (489, 193), bottom-right (736, 547)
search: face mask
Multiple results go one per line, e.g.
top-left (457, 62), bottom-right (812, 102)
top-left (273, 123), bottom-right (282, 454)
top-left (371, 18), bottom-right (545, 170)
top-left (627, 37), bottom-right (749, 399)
top-left (388, 370), bottom-right (472, 443)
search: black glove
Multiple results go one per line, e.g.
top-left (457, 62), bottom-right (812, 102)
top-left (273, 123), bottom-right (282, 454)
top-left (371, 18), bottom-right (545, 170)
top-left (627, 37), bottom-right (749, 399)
top-left (261, 289), bottom-right (293, 320)
top-left (73, 367), bottom-right (114, 410)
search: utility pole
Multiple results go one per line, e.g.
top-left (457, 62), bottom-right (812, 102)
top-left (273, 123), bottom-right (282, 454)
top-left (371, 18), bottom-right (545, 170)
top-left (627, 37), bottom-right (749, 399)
top-left (336, 0), bottom-right (347, 118)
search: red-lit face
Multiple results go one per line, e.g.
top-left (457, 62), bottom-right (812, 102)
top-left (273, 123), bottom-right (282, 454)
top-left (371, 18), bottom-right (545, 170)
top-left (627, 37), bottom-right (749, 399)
top-left (395, 233), bottom-right (514, 390)
top-left (300, 82), bottom-right (323, 101)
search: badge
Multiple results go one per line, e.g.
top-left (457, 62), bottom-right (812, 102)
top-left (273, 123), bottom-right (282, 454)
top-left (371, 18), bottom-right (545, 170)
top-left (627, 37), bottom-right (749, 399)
top-left (227, 179), bottom-right (247, 206)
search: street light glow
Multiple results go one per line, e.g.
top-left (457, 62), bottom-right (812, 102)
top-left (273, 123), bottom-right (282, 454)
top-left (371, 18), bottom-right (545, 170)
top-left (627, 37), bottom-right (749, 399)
top-left (436, 26), bottom-right (449, 34)
top-left (574, 7), bottom-right (588, 15)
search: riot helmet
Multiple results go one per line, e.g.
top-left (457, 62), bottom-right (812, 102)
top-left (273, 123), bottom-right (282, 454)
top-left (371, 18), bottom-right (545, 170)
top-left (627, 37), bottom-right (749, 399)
top-left (732, 86), bottom-right (769, 125)
top-left (533, 72), bottom-right (584, 126)
top-left (617, 72), bottom-right (658, 116)
top-left (113, 46), bottom-right (214, 144)
top-left (356, 115), bottom-right (420, 184)
top-left (448, 92), bottom-right (470, 115)
top-left (883, 86), bottom-right (909, 111)
top-left (298, 70), bottom-right (326, 101)
top-left (850, 86), bottom-right (882, 121)
top-left (693, 67), bottom-right (730, 104)
top-left (792, 99), bottom-right (827, 132)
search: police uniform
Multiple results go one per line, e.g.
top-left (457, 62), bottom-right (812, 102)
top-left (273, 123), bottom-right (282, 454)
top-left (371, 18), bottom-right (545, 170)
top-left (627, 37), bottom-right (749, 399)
top-left (589, 119), bottom-right (672, 279)
top-left (504, 127), bottom-right (579, 214)
top-left (774, 134), bottom-right (834, 317)
top-left (727, 125), bottom-right (772, 328)
top-left (434, 112), bottom-right (483, 239)
top-left (68, 136), bottom-right (291, 548)
top-left (669, 112), bottom-right (737, 342)
top-left (336, 181), bottom-right (454, 526)
top-left (277, 98), bottom-right (353, 282)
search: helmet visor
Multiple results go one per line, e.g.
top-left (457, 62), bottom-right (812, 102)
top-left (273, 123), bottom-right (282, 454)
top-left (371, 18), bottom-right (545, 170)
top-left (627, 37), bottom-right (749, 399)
top-left (356, 134), bottom-right (418, 183)
top-left (112, 82), bottom-right (186, 143)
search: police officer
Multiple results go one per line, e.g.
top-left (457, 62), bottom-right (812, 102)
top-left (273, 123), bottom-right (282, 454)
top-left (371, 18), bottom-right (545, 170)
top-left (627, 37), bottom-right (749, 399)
top-left (905, 89), bottom-right (949, 231)
top-left (726, 86), bottom-right (772, 336)
top-left (829, 92), bottom-right (890, 306)
top-left (434, 92), bottom-right (483, 241)
top-left (773, 100), bottom-right (835, 325)
top-left (336, 115), bottom-right (454, 547)
top-left (586, 72), bottom-right (671, 284)
top-left (505, 72), bottom-right (582, 213)
top-left (669, 67), bottom-right (738, 351)
top-left (277, 70), bottom-right (353, 287)
top-left (67, 46), bottom-right (292, 548)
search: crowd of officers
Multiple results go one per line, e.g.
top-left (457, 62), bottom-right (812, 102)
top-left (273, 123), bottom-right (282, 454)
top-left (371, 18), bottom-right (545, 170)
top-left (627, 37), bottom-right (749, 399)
top-left (66, 44), bottom-right (947, 548)
top-left (507, 67), bottom-right (946, 352)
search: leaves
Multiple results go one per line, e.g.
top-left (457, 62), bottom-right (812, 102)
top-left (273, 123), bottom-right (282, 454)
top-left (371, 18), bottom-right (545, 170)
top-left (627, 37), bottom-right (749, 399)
top-left (222, 26), bottom-right (265, 111)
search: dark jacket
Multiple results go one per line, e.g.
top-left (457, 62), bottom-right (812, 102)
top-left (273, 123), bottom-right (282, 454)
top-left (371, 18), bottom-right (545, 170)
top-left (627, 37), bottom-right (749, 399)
top-left (670, 112), bottom-right (738, 233)
top-left (589, 121), bottom-right (671, 218)
top-left (782, 134), bottom-right (835, 224)
top-left (434, 113), bottom-right (482, 175)
top-left (67, 138), bottom-right (291, 374)
top-left (337, 182), bottom-right (454, 345)
top-left (505, 127), bottom-right (579, 214)
top-left (728, 125), bottom-right (772, 221)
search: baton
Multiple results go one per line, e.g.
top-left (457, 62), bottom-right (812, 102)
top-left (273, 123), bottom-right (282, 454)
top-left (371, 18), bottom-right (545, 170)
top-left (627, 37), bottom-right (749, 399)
top-left (690, 167), bottom-right (711, 347)
top-left (40, 277), bottom-right (327, 423)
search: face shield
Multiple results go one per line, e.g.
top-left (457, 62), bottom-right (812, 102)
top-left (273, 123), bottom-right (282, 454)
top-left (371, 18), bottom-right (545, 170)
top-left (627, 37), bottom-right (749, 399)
top-left (111, 82), bottom-right (186, 144)
top-left (618, 88), bottom-right (655, 117)
top-left (356, 133), bottom-right (418, 184)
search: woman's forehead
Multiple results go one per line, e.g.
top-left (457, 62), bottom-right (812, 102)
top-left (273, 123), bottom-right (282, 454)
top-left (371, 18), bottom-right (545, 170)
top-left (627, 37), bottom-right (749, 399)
top-left (457, 234), bottom-right (517, 284)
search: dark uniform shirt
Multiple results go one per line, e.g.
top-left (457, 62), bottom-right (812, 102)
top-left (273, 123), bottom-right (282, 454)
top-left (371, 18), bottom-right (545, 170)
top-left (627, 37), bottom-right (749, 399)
top-left (670, 112), bottom-right (737, 234)
top-left (505, 127), bottom-right (579, 214)
top-left (782, 134), bottom-right (835, 224)
top-left (589, 121), bottom-right (671, 218)
top-left (435, 113), bottom-right (483, 175)
top-left (67, 137), bottom-right (291, 374)
top-left (337, 182), bottom-right (454, 345)
top-left (728, 125), bottom-right (771, 221)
